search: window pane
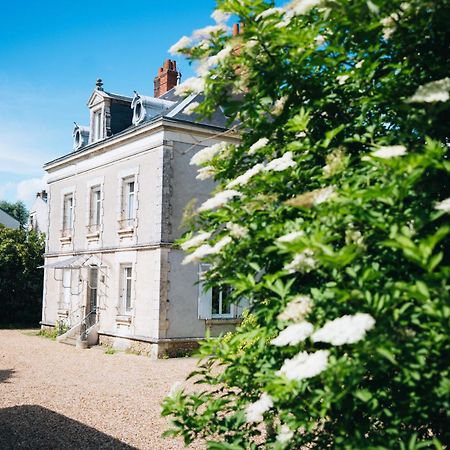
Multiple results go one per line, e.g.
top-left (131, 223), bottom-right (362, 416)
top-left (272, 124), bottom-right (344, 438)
top-left (212, 286), bottom-right (220, 315)
top-left (221, 287), bottom-right (232, 315)
top-left (125, 267), bottom-right (132, 309)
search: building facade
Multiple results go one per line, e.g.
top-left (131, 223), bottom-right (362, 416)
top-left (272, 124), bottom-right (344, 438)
top-left (29, 190), bottom-right (48, 234)
top-left (41, 60), bottom-right (240, 358)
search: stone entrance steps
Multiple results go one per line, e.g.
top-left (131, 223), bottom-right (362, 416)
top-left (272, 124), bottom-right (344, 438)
top-left (60, 335), bottom-right (78, 347)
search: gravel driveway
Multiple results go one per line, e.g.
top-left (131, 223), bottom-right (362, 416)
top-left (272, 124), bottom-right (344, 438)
top-left (0, 329), bottom-right (203, 450)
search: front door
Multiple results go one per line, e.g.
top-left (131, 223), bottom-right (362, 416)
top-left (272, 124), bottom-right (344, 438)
top-left (86, 267), bottom-right (99, 320)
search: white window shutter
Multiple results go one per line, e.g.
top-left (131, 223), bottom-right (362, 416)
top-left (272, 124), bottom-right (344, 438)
top-left (198, 264), bottom-right (212, 319)
top-left (235, 297), bottom-right (250, 318)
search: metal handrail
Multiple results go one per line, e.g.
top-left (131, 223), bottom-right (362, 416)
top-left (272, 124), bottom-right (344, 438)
top-left (80, 310), bottom-right (97, 341)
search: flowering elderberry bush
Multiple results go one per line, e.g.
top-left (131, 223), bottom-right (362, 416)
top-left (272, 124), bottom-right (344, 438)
top-left (161, 0), bottom-right (450, 448)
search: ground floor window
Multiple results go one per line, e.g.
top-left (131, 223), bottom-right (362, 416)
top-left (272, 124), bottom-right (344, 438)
top-left (119, 265), bottom-right (133, 313)
top-left (87, 267), bottom-right (98, 314)
top-left (211, 286), bottom-right (233, 318)
top-left (198, 264), bottom-right (246, 319)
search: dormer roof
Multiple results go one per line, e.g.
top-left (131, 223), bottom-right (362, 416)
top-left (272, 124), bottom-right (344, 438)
top-left (87, 89), bottom-right (132, 108)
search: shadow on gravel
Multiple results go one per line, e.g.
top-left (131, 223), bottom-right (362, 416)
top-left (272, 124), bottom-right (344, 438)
top-left (0, 405), bottom-right (138, 449)
top-left (0, 369), bottom-right (15, 384)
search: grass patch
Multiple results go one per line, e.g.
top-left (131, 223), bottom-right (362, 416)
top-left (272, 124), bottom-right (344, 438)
top-left (104, 347), bottom-right (118, 355)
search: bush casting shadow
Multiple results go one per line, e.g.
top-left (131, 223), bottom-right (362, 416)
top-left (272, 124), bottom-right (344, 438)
top-left (0, 369), bottom-right (15, 384)
top-left (0, 405), bottom-right (138, 449)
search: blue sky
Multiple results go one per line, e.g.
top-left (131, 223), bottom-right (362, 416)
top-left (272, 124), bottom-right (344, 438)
top-left (0, 0), bottom-right (217, 206)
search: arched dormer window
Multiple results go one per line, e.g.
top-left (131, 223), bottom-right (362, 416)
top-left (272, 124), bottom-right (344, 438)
top-left (73, 123), bottom-right (90, 151)
top-left (131, 92), bottom-right (175, 125)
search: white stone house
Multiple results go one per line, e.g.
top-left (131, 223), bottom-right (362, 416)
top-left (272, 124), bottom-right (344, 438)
top-left (41, 60), bottom-right (241, 358)
top-left (29, 190), bottom-right (48, 234)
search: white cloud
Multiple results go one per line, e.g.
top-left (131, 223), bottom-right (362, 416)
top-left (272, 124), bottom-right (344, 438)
top-left (16, 176), bottom-right (48, 205)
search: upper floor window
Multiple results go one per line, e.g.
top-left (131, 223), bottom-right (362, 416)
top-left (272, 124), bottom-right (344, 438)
top-left (62, 193), bottom-right (74, 235)
top-left (93, 110), bottom-right (103, 142)
top-left (120, 178), bottom-right (135, 229)
top-left (89, 185), bottom-right (101, 232)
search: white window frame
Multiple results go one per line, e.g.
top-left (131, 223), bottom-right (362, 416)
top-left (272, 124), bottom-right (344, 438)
top-left (89, 185), bottom-right (102, 228)
top-left (211, 285), bottom-right (234, 319)
top-left (63, 193), bottom-right (74, 233)
top-left (119, 264), bottom-right (133, 313)
top-left (120, 177), bottom-right (136, 228)
top-left (198, 264), bottom-right (242, 320)
top-left (92, 109), bottom-right (103, 142)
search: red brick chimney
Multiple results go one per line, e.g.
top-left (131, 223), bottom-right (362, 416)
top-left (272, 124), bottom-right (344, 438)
top-left (154, 59), bottom-right (179, 97)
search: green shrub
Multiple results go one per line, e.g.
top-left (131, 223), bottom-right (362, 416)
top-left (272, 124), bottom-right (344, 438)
top-left (162, 1), bottom-right (450, 449)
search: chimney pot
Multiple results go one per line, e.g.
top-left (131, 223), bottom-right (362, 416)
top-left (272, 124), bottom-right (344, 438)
top-left (154, 59), bottom-right (180, 97)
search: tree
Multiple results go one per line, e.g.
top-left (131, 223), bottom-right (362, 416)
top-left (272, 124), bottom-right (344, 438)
top-left (0, 227), bottom-right (45, 326)
top-left (0, 200), bottom-right (29, 228)
top-left (162, 0), bottom-right (449, 449)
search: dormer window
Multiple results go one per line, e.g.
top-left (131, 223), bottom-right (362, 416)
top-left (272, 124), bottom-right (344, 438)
top-left (92, 110), bottom-right (103, 142)
top-left (72, 124), bottom-right (89, 150)
top-left (131, 92), bottom-right (175, 125)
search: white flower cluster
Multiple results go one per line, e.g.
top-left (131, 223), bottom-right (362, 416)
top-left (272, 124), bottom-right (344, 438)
top-left (380, 3), bottom-right (410, 40)
top-left (265, 151), bottom-right (297, 172)
top-left (337, 74), bottom-right (350, 85)
top-left (314, 34), bottom-right (326, 46)
top-left (196, 166), bottom-right (215, 180)
top-left (256, 7), bottom-right (283, 21)
top-left (175, 77), bottom-right (205, 97)
top-left (277, 295), bottom-right (313, 322)
top-left (226, 163), bottom-right (265, 188)
top-left (276, 350), bottom-right (329, 381)
top-left (286, 0), bottom-right (322, 17)
top-left (226, 152), bottom-right (296, 189)
top-left (284, 249), bottom-right (316, 273)
top-left (211, 9), bottom-right (230, 24)
top-left (276, 424), bottom-right (294, 444)
top-left (369, 145), bottom-right (407, 159)
top-left (323, 148), bottom-right (346, 177)
top-left (168, 381), bottom-right (183, 398)
top-left (245, 392), bottom-right (273, 423)
top-left (435, 198), bottom-right (450, 214)
top-left (345, 228), bottom-right (364, 247)
top-left (169, 36), bottom-right (192, 55)
top-left (249, 137), bottom-right (269, 155)
top-left (226, 222), bottom-right (248, 238)
top-left (198, 190), bottom-right (243, 212)
top-left (182, 235), bottom-right (232, 265)
top-left (183, 101), bottom-right (200, 116)
top-left (277, 230), bottom-right (304, 243)
top-left (180, 231), bottom-right (212, 251)
top-left (271, 96), bottom-right (288, 116)
top-left (313, 186), bottom-right (334, 205)
top-left (190, 142), bottom-right (227, 166)
top-left (406, 78), bottom-right (450, 104)
top-left (311, 313), bottom-right (376, 346)
top-left (271, 321), bottom-right (314, 346)
top-left (192, 24), bottom-right (229, 40)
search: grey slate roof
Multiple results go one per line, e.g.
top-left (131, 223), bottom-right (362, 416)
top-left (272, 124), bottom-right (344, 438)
top-left (0, 209), bottom-right (20, 229)
top-left (45, 86), bottom-right (232, 168)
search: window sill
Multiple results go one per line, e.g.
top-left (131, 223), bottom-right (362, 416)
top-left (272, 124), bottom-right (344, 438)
top-left (59, 236), bottom-right (72, 244)
top-left (117, 228), bottom-right (134, 238)
top-left (86, 231), bottom-right (100, 241)
top-left (206, 318), bottom-right (242, 325)
top-left (116, 314), bottom-right (132, 325)
top-left (57, 309), bottom-right (69, 316)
